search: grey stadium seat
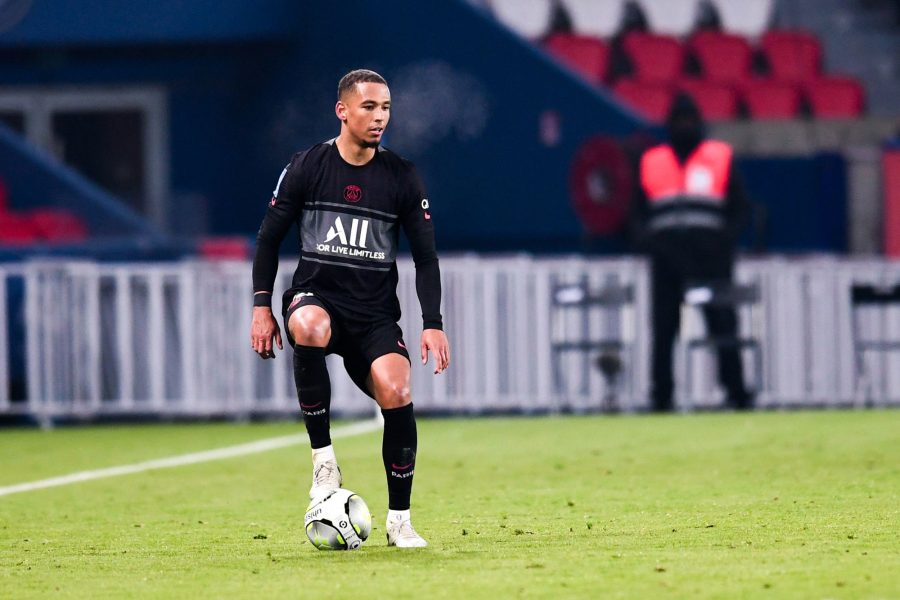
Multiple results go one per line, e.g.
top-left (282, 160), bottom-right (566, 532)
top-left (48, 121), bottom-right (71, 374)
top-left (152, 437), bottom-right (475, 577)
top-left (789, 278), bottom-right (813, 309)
top-left (638, 0), bottom-right (701, 37)
top-left (488, 0), bottom-right (554, 39)
top-left (708, 0), bottom-right (774, 38)
top-left (559, 0), bottom-right (627, 39)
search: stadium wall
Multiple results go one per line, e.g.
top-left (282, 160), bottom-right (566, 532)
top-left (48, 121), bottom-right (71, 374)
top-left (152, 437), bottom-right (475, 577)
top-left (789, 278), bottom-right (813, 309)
top-left (0, 123), bottom-right (161, 238)
top-left (0, 0), bottom-right (855, 254)
top-left (0, 0), bottom-right (304, 45)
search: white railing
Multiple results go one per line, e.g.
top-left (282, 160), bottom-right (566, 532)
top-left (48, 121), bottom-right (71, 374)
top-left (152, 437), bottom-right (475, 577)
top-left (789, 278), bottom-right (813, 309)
top-left (1, 255), bottom-right (899, 421)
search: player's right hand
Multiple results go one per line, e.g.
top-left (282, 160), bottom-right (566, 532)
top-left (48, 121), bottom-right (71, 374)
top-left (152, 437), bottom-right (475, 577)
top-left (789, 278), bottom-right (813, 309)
top-left (251, 307), bottom-right (283, 359)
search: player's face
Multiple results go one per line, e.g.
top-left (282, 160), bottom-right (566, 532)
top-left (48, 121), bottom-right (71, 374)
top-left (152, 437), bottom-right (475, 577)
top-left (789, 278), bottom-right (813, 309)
top-left (337, 82), bottom-right (391, 148)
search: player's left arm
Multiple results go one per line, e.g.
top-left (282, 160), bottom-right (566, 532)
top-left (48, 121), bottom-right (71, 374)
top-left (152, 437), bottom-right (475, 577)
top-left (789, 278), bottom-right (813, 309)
top-left (400, 164), bottom-right (450, 374)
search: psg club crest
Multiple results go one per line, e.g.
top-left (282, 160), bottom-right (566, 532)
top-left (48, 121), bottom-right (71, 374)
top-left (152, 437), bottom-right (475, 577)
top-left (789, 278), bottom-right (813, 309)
top-left (343, 185), bottom-right (362, 203)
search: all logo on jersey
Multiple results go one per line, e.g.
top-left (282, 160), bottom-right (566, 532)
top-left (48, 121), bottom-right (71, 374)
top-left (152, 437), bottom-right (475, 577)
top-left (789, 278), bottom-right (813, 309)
top-left (344, 185), bottom-right (362, 202)
top-left (325, 216), bottom-right (368, 247)
top-left (316, 216), bottom-right (386, 259)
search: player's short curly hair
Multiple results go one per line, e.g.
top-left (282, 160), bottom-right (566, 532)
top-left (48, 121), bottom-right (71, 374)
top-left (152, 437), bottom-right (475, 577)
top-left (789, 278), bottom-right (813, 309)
top-left (338, 69), bottom-right (388, 100)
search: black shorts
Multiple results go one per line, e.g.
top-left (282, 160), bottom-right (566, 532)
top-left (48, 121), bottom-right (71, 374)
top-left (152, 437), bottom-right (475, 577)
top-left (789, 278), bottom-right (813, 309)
top-left (282, 288), bottom-right (411, 398)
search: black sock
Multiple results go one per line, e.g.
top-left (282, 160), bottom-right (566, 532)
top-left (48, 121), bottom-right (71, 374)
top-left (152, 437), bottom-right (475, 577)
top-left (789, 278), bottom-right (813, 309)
top-left (381, 403), bottom-right (417, 511)
top-left (294, 345), bottom-right (331, 449)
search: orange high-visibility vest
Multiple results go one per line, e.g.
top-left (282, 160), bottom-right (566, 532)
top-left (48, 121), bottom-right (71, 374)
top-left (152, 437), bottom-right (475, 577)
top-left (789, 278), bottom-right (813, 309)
top-left (640, 140), bottom-right (732, 204)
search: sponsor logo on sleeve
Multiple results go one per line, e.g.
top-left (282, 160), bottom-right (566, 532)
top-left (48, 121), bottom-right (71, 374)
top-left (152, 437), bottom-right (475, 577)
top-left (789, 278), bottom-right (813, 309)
top-left (273, 164), bottom-right (289, 198)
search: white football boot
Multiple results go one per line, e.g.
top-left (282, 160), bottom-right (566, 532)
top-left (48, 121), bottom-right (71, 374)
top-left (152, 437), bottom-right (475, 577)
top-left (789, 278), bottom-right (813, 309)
top-left (309, 445), bottom-right (342, 501)
top-left (386, 510), bottom-right (428, 548)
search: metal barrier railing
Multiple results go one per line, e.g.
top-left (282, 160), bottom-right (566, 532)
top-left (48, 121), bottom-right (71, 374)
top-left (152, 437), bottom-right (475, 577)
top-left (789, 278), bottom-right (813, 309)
top-left (2, 255), bottom-right (899, 421)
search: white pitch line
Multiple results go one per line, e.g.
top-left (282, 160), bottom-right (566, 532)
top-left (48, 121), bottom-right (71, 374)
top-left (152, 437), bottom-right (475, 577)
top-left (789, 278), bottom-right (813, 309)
top-left (0, 419), bottom-right (381, 498)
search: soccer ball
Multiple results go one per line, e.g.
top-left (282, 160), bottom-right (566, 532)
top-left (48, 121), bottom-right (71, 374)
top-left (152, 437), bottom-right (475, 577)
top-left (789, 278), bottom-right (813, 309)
top-left (304, 488), bottom-right (372, 550)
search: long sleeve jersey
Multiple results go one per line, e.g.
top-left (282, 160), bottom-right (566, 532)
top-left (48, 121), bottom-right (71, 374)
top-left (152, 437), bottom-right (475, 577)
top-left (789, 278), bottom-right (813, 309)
top-left (252, 139), bottom-right (442, 330)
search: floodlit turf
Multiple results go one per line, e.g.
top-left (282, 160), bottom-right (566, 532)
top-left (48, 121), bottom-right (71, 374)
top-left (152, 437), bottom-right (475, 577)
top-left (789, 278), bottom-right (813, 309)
top-left (0, 412), bottom-right (898, 599)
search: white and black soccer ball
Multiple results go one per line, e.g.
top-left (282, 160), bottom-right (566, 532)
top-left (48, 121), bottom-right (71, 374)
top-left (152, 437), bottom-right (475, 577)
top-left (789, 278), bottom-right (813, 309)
top-left (304, 489), bottom-right (372, 551)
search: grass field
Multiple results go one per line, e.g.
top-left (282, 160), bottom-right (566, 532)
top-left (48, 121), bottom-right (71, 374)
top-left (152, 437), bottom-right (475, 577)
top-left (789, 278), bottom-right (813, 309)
top-left (1, 411), bottom-right (898, 599)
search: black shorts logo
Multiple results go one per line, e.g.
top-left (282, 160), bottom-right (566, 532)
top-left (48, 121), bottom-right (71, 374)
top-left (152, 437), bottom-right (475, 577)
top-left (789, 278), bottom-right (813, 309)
top-left (288, 292), bottom-right (314, 311)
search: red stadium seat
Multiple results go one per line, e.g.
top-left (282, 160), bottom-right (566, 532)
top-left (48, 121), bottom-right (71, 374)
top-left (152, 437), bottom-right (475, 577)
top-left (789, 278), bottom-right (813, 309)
top-left (804, 76), bottom-right (865, 118)
top-left (688, 31), bottom-right (753, 84)
top-left (198, 236), bottom-right (251, 260)
top-left (760, 30), bottom-right (822, 82)
top-left (612, 79), bottom-right (674, 122)
top-left (544, 33), bottom-right (610, 84)
top-left (741, 79), bottom-right (802, 119)
top-left (678, 79), bottom-right (740, 121)
top-left (622, 32), bottom-right (686, 83)
top-left (0, 213), bottom-right (41, 245)
top-left (28, 209), bottom-right (89, 242)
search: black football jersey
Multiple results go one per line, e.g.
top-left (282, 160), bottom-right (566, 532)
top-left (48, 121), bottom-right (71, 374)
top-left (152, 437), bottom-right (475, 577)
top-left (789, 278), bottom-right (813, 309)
top-left (253, 139), bottom-right (442, 329)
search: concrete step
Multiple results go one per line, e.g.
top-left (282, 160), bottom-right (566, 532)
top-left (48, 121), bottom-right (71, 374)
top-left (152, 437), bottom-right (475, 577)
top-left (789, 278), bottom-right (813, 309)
top-left (823, 34), bottom-right (900, 78)
top-left (863, 81), bottom-right (900, 115)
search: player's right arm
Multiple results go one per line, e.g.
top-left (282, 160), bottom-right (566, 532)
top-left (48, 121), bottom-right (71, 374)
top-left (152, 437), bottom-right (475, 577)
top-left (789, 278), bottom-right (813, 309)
top-left (250, 154), bottom-right (307, 359)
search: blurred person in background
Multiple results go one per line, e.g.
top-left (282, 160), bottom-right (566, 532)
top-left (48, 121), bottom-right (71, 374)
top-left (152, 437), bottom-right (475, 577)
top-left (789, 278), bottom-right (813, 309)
top-left (630, 94), bottom-right (752, 412)
top-left (250, 69), bottom-right (450, 548)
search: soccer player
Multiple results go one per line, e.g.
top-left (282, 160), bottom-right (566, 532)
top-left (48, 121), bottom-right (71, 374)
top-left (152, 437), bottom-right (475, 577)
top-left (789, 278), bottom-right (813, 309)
top-left (250, 69), bottom-right (449, 548)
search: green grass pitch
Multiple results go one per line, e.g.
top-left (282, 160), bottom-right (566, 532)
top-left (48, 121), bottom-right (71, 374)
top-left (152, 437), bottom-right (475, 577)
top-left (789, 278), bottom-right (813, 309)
top-left (1, 411), bottom-right (898, 598)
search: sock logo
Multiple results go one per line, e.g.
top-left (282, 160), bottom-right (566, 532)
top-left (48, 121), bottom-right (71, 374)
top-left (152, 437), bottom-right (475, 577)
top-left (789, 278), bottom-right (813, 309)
top-left (390, 467), bottom-right (415, 479)
top-left (300, 401), bottom-right (326, 416)
top-left (388, 448), bottom-right (415, 478)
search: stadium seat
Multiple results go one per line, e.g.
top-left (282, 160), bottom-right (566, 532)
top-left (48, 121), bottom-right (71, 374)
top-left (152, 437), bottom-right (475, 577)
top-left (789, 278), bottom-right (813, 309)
top-left (28, 209), bottom-right (89, 242)
top-left (612, 79), bottom-right (674, 122)
top-left (0, 213), bottom-right (40, 245)
top-left (198, 236), bottom-right (251, 260)
top-left (622, 32), bottom-right (686, 83)
top-left (560, 0), bottom-right (626, 39)
top-left (708, 0), bottom-right (774, 38)
top-left (678, 79), bottom-right (740, 120)
top-left (760, 30), bottom-right (822, 82)
top-left (637, 0), bottom-right (701, 36)
top-left (544, 33), bottom-right (610, 84)
top-left (804, 76), bottom-right (866, 118)
top-left (741, 79), bottom-right (802, 119)
top-left (688, 30), bottom-right (753, 84)
top-left (488, 0), bottom-right (554, 39)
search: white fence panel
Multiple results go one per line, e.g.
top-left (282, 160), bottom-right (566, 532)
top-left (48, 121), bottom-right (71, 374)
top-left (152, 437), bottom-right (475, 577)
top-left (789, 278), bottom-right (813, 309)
top-left (2, 255), bottom-right (900, 420)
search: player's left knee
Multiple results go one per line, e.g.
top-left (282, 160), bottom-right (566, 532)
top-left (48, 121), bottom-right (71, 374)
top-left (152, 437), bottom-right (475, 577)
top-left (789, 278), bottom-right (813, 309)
top-left (378, 380), bottom-right (411, 409)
